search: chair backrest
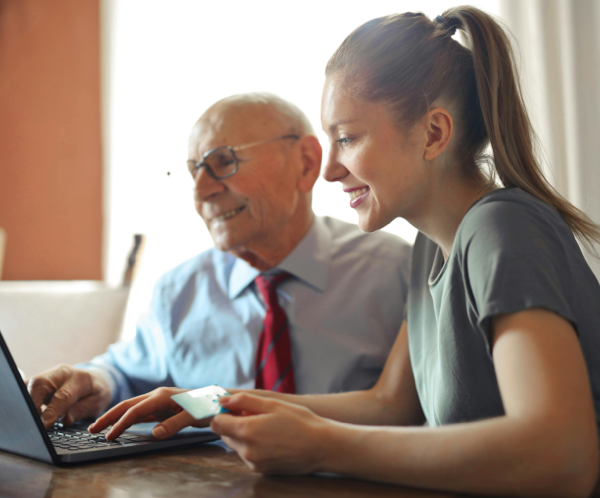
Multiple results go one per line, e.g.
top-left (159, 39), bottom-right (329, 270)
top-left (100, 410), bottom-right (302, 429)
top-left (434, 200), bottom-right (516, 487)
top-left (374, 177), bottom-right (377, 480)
top-left (0, 281), bottom-right (129, 377)
top-left (0, 228), bottom-right (6, 280)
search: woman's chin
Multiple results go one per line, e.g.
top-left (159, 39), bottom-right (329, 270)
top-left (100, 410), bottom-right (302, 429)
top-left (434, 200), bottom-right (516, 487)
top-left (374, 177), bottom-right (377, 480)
top-left (358, 211), bottom-right (397, 233)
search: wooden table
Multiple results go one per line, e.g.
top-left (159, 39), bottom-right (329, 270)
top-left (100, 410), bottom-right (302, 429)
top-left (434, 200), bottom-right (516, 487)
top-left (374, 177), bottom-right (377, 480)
top-left (0, 440), bottom-right (467, 498)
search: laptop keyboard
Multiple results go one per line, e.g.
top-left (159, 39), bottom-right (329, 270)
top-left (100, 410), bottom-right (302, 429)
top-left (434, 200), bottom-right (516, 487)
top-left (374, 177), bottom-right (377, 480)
top-left (47, 422), bottom-right (153, 452)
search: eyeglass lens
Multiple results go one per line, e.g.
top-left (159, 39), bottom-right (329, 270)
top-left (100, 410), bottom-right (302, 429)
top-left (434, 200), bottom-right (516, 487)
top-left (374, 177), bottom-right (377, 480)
top-left (189, 146), bottom-right (237, 179)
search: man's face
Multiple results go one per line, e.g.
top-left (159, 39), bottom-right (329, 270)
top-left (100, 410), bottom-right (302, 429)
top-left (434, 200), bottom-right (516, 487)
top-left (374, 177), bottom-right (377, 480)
top-left (188, 104), bottom-right (304, 254)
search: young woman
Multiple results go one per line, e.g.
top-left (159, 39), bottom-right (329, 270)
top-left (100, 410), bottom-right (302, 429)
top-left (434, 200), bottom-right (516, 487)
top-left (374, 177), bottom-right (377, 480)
top-left (91, 6), bottom-right (600, 497)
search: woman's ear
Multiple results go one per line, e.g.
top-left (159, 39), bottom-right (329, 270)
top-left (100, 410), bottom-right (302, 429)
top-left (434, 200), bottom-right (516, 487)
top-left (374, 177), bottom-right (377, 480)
top-left (423, 107), bottom-right (453, 161)
top-left (297, 135), bottom-right (322, 193)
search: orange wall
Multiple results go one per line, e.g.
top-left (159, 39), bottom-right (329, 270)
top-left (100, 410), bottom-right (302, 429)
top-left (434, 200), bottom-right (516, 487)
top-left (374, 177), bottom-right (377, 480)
top-left (0, 0), bottom-right (103, 280)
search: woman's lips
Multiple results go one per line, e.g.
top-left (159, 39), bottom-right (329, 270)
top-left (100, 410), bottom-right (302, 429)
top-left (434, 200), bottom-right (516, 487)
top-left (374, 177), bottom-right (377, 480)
top-left (345, 186), bottom-right (370, 209)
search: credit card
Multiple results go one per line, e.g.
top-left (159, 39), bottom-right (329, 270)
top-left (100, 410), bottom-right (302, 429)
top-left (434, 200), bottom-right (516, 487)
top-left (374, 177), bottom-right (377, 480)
top-left (171, 385), bottom-right (230, 420)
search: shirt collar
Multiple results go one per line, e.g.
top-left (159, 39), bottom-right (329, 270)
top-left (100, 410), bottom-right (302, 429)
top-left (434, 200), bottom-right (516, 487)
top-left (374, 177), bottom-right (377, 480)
top-left (228, 216), bottom-right (331, 299)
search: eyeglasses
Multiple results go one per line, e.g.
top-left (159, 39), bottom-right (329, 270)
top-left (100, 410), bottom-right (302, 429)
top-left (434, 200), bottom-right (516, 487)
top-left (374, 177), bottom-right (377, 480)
top-left (186, 134), bottom-right (300, 180)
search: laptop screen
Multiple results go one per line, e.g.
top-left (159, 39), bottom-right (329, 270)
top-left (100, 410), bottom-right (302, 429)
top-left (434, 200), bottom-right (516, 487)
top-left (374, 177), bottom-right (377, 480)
top-left (0, 331), bottom-right (54, 464)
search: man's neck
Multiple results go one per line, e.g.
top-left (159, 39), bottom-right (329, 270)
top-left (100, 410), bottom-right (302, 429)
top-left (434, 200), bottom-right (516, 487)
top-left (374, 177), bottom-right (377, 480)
top-left (230, 212), bottom-right (315, 272)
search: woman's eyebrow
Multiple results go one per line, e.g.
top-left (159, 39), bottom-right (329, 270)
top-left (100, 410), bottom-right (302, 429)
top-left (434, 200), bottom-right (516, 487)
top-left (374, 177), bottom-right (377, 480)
top-left (328, 119), bottom-right (358, 133)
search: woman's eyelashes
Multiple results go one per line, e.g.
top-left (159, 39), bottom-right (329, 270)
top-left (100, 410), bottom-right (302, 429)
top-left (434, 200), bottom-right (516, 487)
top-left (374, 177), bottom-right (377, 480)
top-left (336, 137), bottom-right (353, 147)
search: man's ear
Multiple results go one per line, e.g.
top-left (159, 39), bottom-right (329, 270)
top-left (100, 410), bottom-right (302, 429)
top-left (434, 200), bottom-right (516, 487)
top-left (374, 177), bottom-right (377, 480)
top-left (423, 107), bottom-right (453, 161)
top-left (297, 135), bottom-right (322, 193)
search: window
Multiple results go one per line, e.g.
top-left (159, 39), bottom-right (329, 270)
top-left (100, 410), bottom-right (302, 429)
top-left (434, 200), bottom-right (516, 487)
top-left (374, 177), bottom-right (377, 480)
top-left (104, 0), bottom-right (500, 330)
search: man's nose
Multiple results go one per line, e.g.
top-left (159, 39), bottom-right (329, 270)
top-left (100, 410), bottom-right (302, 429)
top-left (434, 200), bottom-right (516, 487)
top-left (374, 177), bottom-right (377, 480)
top-left (194, 166), bottom-right (226, 200)
top-left (322, 149), bottom-right (349, 183)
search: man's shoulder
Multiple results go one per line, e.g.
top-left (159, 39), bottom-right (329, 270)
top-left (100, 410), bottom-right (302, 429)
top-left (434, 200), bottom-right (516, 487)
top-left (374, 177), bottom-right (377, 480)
top-left (319, 216), bottom-right (412, 263)
top-left (155, 247), bottom-right (233, 289)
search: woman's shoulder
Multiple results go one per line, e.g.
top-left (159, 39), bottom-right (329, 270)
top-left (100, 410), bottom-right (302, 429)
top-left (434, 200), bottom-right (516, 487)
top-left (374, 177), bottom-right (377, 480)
top-left (456, 187), bottom-right (573, 252)
top-left (464, 187), bottom-right (564, 224)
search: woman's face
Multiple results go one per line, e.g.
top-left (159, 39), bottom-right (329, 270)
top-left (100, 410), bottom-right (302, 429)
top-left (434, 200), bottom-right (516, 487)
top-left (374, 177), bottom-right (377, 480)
top-left (321, 73), bottom-right (430, 232)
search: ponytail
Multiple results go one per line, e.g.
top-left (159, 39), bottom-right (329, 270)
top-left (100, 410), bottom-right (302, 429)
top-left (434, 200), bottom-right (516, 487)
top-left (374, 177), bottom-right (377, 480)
top-left (443, 7), bottom-right (600, 254)
top-left (326, 5), bottom-right (600, 254)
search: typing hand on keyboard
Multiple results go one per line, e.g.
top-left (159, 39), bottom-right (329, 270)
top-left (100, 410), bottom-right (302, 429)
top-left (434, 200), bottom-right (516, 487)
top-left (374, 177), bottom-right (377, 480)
top-left (88, 387), bottom-right (211, 441)
top-left (48, 422), bottom-right (152, 451)
top-left (27, 365), bottom-right (112, 429)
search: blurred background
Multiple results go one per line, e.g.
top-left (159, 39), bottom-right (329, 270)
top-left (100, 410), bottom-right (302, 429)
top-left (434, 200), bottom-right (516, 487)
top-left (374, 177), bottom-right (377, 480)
top-left (0, 1), bottom-right (599, 367)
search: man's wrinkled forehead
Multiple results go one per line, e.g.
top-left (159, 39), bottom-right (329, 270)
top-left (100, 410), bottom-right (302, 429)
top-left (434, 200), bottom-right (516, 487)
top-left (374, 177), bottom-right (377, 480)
top-left (188, 103), bottom-right (284, 158)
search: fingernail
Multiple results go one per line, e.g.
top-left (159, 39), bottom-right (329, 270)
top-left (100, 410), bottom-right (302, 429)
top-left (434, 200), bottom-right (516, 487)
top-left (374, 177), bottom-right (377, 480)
top-left (219, 396), bottom-right (230, 404)
top-left (152, 426), bottom-right (166, 439)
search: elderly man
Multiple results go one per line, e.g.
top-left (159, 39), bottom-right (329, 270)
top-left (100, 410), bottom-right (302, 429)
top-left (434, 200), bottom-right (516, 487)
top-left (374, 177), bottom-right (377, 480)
top-left (28, 93), bottom-right (411, 429)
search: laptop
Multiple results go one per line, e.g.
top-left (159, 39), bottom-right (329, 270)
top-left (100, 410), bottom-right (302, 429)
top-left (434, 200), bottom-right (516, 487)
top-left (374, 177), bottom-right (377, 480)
top-left (0, 330), bottom-right (220, 464)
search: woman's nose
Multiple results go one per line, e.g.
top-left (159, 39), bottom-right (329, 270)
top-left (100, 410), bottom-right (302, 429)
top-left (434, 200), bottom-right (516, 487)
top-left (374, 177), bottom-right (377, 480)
top-left (322, 150), bottom-right (349, 183)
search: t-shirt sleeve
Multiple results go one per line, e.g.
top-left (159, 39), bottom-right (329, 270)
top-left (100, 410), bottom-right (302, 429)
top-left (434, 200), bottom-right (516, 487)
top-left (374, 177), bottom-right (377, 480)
top-left (459, 198), bottom-right (576, 348)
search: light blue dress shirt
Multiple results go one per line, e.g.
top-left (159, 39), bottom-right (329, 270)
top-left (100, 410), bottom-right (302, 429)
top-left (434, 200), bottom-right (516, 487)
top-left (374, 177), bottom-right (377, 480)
top-left (82, 216), bottom-right (411, 404)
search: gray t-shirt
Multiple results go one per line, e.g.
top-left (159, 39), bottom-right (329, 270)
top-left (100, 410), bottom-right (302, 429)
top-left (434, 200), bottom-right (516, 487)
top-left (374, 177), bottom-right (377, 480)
top-left (408, 187), bottom-right (600, 428)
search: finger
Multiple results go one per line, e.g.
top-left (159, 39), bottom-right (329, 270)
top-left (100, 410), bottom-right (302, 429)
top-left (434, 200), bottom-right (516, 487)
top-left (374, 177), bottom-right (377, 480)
top-left (41, 374), bottom-right (93, 429)
top-left (106, 396), bottom-right (182, 440)
top-left (190, 417), bottom-right (212, 429)
top-left (27, 366), bottom-right (71, 414)
top-left (219, 393), bottom-right (280, 415)
top-left (220, 434), bottom-right (247, 457)
top-left (151, 410), bottom-right (196, 440)
top-left (218, 434), bottom-right (259, 472)
top-left (27, 379), bottom-right (54, 415)
top-left (210, 413), bottom-right (250, 439)
top-left (63, 394), bottom-right (106, 426)
top-left (149, 406), bottom-right (184, 421)
top-left (133, 415), bottom-right (160, 424)
top-left (88, 395), bottom-right (150, 433)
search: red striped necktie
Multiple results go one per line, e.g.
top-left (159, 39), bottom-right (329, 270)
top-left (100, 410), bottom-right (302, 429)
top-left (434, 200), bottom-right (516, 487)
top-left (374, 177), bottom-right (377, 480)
top-left (254, 272), bottom-right (296, 394)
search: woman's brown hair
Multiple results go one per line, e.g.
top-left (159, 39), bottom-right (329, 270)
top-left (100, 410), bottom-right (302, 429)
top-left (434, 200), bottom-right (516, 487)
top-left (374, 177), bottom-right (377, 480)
top-left (326, 6), bottom-right (600, 254)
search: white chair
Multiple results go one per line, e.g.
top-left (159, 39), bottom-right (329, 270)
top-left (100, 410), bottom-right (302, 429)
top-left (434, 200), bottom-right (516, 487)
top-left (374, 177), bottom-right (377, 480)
top-left (0, 281), bottom-right (129, 378)
top-left (0, 234), bottom-right (144, 378)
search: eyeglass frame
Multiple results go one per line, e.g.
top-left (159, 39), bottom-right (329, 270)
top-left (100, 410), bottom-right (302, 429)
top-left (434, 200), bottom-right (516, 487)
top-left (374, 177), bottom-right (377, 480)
top-left (186, 134), bottom-right (301, 180)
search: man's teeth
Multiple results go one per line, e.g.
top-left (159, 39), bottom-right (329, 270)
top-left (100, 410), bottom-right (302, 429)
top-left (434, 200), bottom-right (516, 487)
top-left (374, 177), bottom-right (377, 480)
top-left (348, 187), bottom-right (369, 200)
top-left (213, 206), bottom-right (244, 222)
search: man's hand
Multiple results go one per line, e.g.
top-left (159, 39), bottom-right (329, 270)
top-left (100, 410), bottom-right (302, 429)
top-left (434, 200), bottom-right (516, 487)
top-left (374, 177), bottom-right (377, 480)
top-left (88, 387), bottom-right (211, 440)
top-left (27, 365), bottom-right (112, 429)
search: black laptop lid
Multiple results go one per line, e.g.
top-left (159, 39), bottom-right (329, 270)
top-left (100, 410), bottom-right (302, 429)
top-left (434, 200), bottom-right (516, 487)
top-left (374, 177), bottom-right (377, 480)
top-left (0, 331), bottom-right (55, 464)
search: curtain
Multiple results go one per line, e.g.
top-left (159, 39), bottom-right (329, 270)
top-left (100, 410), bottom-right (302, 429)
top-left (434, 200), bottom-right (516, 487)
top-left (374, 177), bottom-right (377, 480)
top-left (499, 0), bottom-right (600, 279)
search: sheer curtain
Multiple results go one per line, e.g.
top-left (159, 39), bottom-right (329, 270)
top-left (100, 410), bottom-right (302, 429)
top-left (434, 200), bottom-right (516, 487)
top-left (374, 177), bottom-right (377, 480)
top-left (499, 0), bottom-right (600, 279)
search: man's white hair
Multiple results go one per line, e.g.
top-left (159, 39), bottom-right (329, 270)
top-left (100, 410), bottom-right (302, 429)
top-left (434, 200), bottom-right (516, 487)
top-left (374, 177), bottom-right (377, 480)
top-left (211, 92), bottom-right (314, 136)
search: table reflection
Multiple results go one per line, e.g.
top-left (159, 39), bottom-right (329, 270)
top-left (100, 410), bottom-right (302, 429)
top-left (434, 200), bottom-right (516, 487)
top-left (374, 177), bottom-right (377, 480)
top-left (0, 441), bottom-right (461, 498)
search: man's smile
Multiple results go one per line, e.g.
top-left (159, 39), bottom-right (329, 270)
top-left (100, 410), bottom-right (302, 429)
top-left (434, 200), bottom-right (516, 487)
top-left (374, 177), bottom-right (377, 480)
top-left (210, 205), bottom-right (246, 223)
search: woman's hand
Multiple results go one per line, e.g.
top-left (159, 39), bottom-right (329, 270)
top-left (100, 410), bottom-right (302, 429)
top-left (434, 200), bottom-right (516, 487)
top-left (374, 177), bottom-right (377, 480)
top-left (211, 393), bottom-right (333, 475)
top-left (88, 387), bottom-right (210, 440)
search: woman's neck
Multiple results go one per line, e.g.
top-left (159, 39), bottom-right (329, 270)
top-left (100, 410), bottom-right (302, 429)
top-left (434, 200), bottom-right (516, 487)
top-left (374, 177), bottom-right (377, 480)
top-left (412, 174), bottom-right (495, 261)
